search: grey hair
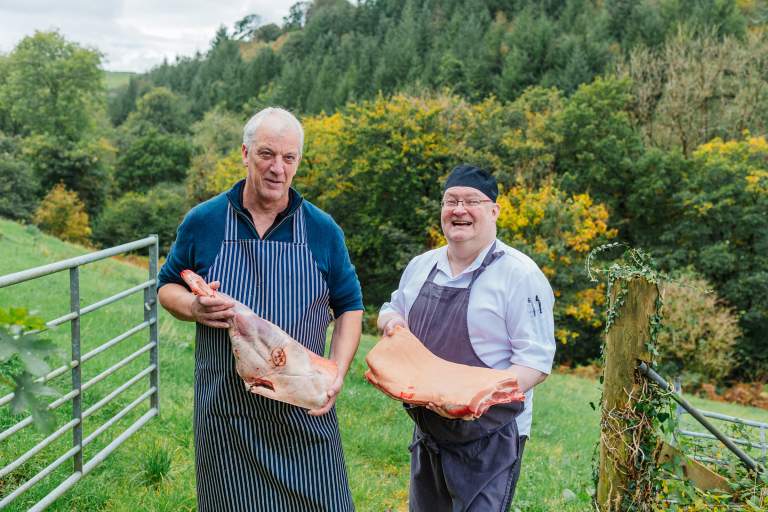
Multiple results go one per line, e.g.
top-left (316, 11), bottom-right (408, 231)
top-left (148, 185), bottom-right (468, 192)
top-left (242, 107), bottom-right (304, 155)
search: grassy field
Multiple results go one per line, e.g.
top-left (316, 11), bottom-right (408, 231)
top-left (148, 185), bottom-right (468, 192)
top-left (1, 218), bottom-right (767, 511)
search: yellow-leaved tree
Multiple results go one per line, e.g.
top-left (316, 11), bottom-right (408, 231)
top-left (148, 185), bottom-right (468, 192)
top-left (496, 183), bottom-right (617, 361)
top-left (33, 183), bottom-right (92, 244)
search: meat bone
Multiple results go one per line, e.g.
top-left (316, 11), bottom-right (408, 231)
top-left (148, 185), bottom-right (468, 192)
top-left (180, 269), bottom-right (337, 410)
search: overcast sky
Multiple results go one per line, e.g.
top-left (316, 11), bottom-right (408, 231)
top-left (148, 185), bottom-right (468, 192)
top-left (0, 0), bottom-right (296, 73)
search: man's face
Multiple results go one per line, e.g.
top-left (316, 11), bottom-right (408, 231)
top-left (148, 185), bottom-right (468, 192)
top-left (241, 121), bottom-right (301, 204)
top-left (440, 186), bottom-right (499, 244)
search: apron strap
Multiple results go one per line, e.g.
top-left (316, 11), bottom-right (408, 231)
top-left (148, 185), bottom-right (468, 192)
top-left (467, 241), bottom-right (504, 287)
top-left (293, 204), bottom-right (307, 245)
top-left (224, 202), bottom-right (239, 241)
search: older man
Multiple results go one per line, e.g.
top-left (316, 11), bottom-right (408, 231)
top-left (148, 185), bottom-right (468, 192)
top-left (158, 107), bottom-right (362, 511)
top-left (378, 164), bottom-right (556, 511)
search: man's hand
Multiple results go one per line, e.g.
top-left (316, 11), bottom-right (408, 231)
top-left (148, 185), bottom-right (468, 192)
top-left (378, 312), bottom-right (407, 336)
top-left (190, 281), bottom-right (235, 329)
top-left (307, 371), bottom-right (344, 416)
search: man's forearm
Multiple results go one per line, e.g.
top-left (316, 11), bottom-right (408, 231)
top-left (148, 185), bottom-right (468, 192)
top-left (329, 310), bottom-right (363, 377)
top-left (377, 310), bottom-right (405, 333)
top-left (158, 283), bottom-right (196, 322)
top-left (508, 364), bottom-right (548, 394)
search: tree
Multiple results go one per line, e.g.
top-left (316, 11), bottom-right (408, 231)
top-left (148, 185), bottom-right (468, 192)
top-left (496, 183), bottom-right (617, 362)
top-left (122, 86), bottom-right (192, 135)
top-left (93, 184), bottom-right (188, 255)
top-left (0, 31), bottom-right (103, 141)
top-left (114, 128), bottom-right (193, 193)
top-left (0, 133), bottom-right (39, 221)
top-left (33, 183), bottom-right (92, 244)
top-left (668, 135), bottom-right (768, 378)
top-left (233, 14), bottom-right (262, 40)
top-left (22, 135), bottom-right (110, 217)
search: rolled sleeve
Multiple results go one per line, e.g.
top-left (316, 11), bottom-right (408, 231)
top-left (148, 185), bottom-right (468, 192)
top-left (327, 225), bottom-right (363, 317)
top-left (506, 270), bottom-right (556, 374)
top-left (157, 215), bottom-right (194, 290)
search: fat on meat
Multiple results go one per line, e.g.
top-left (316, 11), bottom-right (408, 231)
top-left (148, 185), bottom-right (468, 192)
top-left (180, 269), bottom-right (336, 410)
top-left (365, 326), bottom-right (524, 420)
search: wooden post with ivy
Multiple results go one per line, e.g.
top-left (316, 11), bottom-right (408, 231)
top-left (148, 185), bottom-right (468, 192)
top-left (596, 276), bottom-right (660, 511)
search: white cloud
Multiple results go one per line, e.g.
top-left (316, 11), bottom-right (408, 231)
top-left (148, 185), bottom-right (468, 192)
top-left (0, 0), bottom-right (294, 72)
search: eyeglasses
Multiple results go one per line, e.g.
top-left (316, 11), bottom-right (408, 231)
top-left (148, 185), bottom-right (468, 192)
top-left (441, 199), bottom-right (494, 208)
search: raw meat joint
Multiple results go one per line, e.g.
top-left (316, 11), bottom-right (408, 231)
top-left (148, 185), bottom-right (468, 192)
top-left (180, 269), bottom-right (337, 410)
top-left (365, 326), bottom-right (524, 420)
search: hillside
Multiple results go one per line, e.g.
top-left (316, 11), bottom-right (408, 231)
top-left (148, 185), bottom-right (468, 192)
top-left (1, 217), bottom-right (767, 510)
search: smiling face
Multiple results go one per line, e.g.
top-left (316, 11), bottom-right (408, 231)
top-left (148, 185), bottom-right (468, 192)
top-left (241, 117), bottom-right (302, 207)
top-left (440, 186), bottom-right (499, 247)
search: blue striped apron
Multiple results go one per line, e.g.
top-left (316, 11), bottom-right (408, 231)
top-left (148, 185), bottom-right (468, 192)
top-left (193, 202), bottom-right (354, 511)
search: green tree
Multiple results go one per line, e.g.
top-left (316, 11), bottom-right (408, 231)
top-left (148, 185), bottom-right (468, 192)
top-left (0, 133), bottom-right (39, 221)
top-left (93, 183), bottom-right (188, 255)
top-left (114, 128), bottom-right (193, 193)
top-left (552, 76), bottom-right (645, 234)
top-left (22, 135), bottom-right (110, 217)
top-left (0, 31), bottom-right (103, 141)
top-left (668, 135), bottom-right (768, 378)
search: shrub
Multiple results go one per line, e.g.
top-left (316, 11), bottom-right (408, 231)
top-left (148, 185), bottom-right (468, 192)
top-left (496, 182), bottom-right (617, 363)
top-left (656, 270), bottom-right (741, 387)
top-left (92, 183), bottom-right (188, 255)
top-left (33, 183), bottom-right (91, 244)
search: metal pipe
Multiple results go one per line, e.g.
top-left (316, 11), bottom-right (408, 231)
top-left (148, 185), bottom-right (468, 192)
top-left (0, 418), bottom-right (80, 478)
top-left (82, 388), bottom-right (155, 446)
top-left (82, 365), bottom-right (154, 419)
top-left (81, 342), bottom-right (155, 392)
top-left (678, 429), bottom-right (768, 449)
top-left (0, 237), bottom-right (157, 288)
top-left (148, 236), bottom-right (160, 413)
top-left (80, 320), bottom-right (152, 363)
top-left (27, 409), bottom-right (158, 512)
top-left (637, 361), bottom-right (765, 474)
top-left (70, 266), bottom-right (83, 474)
top-left (0, 445), bottom-right (81, 508)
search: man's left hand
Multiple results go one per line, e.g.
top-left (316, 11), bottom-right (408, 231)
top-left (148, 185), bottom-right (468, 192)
top-left (307, 371), bottom-right (344, 416)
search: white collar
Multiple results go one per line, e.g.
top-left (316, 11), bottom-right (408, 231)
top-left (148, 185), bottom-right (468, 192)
top-left (436, 239), bottom-right (498, 279)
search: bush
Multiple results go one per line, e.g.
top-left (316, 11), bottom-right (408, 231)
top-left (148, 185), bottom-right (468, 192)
top-left (656, 270), bottom-right (741, 387)
top-left (93, 183), bottom-right (188, 255)
top-left (33, 183), bottom-right (91, 244)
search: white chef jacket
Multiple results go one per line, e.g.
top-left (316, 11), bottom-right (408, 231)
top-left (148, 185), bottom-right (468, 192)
top-left (379, 238), bottom-right (556, 436)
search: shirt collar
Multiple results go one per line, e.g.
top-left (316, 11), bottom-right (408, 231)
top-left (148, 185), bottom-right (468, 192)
top-left (226, 179), bottom-right (303, 218)
top-left (435, 239), bottom-right (498, 279)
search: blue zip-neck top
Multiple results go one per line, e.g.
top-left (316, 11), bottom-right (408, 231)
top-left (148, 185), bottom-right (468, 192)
top-left (158, 180), bottom-right (363, 317)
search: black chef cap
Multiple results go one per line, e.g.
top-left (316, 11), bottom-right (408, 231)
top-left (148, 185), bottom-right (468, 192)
top-left (443, 164), bottom-right (498, 201)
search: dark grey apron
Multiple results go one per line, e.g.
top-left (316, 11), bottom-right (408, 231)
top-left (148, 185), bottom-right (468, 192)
top-left (406, 242), bottom-right (525, 512)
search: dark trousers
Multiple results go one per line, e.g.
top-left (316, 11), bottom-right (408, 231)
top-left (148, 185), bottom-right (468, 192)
top-left (409, 434), bottom-right (528, 512)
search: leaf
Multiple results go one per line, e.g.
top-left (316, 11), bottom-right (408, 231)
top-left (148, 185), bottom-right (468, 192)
top-left (10, 372), bottom-right (59, 433)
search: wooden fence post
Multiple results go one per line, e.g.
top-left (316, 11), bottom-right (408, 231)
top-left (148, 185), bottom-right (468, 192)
top-left (597, 277), bottom-right (660, 511)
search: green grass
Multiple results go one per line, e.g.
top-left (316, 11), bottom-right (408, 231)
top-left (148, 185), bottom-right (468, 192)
top-left (1, 217), bottom-right (767, 511)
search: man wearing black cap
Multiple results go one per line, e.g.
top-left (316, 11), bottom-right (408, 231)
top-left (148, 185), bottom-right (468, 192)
top-left (378, 164), bottom-right (556, 511)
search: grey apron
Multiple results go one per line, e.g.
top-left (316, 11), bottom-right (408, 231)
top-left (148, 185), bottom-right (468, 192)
top-left (406, 242), bottom-right (525, 512)
top-left (193, 202), bottom-right (354, 511)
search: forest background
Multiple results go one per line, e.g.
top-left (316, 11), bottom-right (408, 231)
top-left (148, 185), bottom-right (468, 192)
top-left (1, 0), bottom-right (767, 391)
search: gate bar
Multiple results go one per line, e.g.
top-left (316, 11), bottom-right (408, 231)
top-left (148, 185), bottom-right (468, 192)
top-left (638, 361), bottom-right (764, 473)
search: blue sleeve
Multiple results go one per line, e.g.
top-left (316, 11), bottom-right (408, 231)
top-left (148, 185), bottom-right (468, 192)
top-left (157, 211), bottom-right (195, 290)
top-left (326, 223), bottom-right (364, 317)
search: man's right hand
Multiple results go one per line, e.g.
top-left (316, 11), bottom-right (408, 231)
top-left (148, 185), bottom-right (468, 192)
top-left (190, 281), bottom-right (235, 329)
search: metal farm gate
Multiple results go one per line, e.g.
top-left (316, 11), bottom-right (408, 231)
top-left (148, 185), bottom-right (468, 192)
top-left (0, 236), bottom-right (159, 510)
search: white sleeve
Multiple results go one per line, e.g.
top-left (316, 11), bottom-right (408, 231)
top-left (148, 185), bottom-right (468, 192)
top-left (505, 269), bottom-right (556, 374)
top-left (378, 257), bottom-right (418, 320)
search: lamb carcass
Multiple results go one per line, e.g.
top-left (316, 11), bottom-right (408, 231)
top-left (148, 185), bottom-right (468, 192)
top-left (365, 326), bottom-right (524, 420)
top-left (180, 269), bottom-right (337, 410)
